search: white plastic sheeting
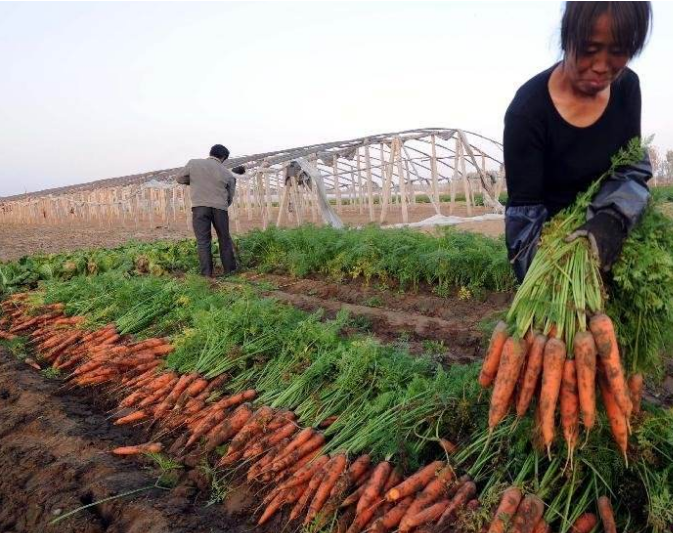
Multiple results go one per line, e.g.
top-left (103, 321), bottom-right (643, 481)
top-left (386, 213), bottom-right (504, 229)
top-left (295, 158), bottom-right (344, 229)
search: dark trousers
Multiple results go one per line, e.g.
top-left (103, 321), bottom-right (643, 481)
top-left (192, 206), bottom-right (237, 277)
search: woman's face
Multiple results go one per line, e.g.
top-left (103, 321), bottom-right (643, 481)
top-left (564, 12), bottom-right (631, 96)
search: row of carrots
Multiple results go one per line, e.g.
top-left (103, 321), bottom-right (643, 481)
top-left (0, 292), bottom-right (618, 532)
top-left (479, 315), bottom-right (642, 462)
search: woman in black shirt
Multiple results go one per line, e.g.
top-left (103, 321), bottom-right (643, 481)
top-left (504, 2), bottom-right (653, 282)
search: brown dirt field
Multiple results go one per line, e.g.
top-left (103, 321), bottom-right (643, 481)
top-left (0, 351), bottom-right (274, 533)
top-left (0, 202), bottom-right (503, 262)
top-left (234, 273), bottom-right (511, 363)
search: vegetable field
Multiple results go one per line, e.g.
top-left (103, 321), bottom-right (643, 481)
top-left (1, 213), bottom-right (672, 532)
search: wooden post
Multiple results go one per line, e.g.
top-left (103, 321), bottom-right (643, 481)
top-left (379, 140), bottom-right (396, 224)
top-left (460, 138), bottom-right (472, 216)
top-left (364, 144), bottom-right (375, 221)
top-left (451, 139), bottom-right (458, 215)
top-left (356, 150), bottom-right (364, 215)
top-left (332, 155), bottom-right (342, 214)
top-left (276, 181), bottom-right (290, 227)
top-left (396, 140), bottom-right (409, 224)
top-left (430, 135), bottom-right (441, 213)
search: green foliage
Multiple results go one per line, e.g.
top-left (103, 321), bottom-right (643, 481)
top-left (507, 138), bottom-right (645, 347)
top-left (608, 205), bottom-right (673, 377)
top-left (236, 224), bottom-right (516, 293)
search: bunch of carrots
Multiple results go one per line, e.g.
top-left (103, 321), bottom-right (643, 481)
top-left (0, 293), bottom-right (635, 532)
top-left (0, 294), bottom-right (492, 532)
top-left (480, 313), bottom-right (642, 462)
top-left (485, 141), bottom-right (648, 464)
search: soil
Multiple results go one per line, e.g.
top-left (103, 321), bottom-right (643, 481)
top-left (234, 273), bottom-right (511, 363)
top-left (0, 351), bottom-right (269, 533)
top-left (0, 203), bottom-right (503, 262)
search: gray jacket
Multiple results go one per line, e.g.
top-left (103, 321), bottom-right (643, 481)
top-left (175, 156), bottom-right (237, 211)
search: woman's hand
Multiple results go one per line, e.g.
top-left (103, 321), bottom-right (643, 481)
top-left (565, 212), bottom-right (627, 272)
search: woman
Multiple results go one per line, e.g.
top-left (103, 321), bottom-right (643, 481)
top-left (504, 2), bottom-right (653, 283)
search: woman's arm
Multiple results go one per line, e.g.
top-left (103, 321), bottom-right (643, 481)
top-left (568, 75), bottom-right (652, 272)
top-left (503, 111), bottom-right (548, 282)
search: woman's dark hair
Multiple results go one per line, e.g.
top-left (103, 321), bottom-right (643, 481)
top-left (209, 144), bottom-right (230, 161)
top-left (561, 1), bottom-right (652, 58)
top-left (231, 165), bottom-right (246, 175)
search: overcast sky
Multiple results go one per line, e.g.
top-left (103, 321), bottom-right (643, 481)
top-left (1, 1), bottom-right (671, 197)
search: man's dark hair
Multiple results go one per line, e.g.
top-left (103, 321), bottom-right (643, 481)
top-left (231, 165), bottom-right (246, 175)
top-left (561, 2), bottom-right (652, 58)
top-left (210, 144), bottom-right (230, 161)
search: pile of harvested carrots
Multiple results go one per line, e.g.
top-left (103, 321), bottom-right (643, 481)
top-left (0, 292), bottom-right (622, 532)
top-left (480, 313), bottom-right (642, 463)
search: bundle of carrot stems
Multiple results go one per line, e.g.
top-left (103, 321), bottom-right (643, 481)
top-left (480, 139), bottom-right (646, 463)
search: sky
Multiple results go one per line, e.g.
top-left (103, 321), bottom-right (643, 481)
top-left (1, 1), bottom-right (672, 197)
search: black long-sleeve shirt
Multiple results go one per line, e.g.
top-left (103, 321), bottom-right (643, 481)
top-left (504, 64), bottom-right (641, 216)
top-left (503, 65), bottom-right (651, 281)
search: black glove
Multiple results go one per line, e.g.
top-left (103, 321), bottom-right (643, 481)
top-left (232, 165), bottom-right (246, 175)
top-left (565, 211), bottom-right (627, 272)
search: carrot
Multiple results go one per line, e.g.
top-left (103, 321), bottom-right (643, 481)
top-left (487, 486), bottom-right (522, 533)
top-left (341, 484), bottom-right (366, 509)
top-left (348, 454), bottom-right (372, 481)
top-left (258, 489), bottom-right (287, 525)
top-left (176, 378), bottom-right (209, 403)
top-left (401, 465), bottom-right (455, 524)
top-left (128, 338), bottom-right (165, 353)
top-left (399, 499), bottom-right (450, 532)
top-left (479, 321), bottom-right (509, 387)
top-left (598, 368), bottom-right (628, 460)
top-left (370, 495), bottom-right (414, 533)
top-left (220, 389), bottom-right (257, 410)
top-left (570, 512), bottom-right (598, 533)
top-left (336, 506), bottom-right (356, 533)
top-left (539, 338), bottom-right (566, 454)
top-left (247, 422), bottom-right (298, 459)
top-left (589, 313), bottom-right (632, 420)
top-left (516, 334), bottom-right (547, 417)
top-left (489, 337), bottom-right (527, 430)
top-left (275, 448), bottom-right (325, 484)
top-left (385, 461), bottom-right (444, 502)
top-left (269, 433), bottom-right (326, 474)
top-left (248, 440), bottom-right (290, 482)
top-left (532, 519), bottom-right (551, 533)
top-left (139, 378), bottom-right (178, 409)
top-left (272, 428), bottom-right (315, 462)
top-left (270, 455), bottom-right (331, 496)
top-left (597, 496), bottom-right (617, 533)
top-left (347, 499), bottom-right (387, 533)
top-left (315, 459), bottom-right (369, 529)
top-left (154, 373), bottom-right (199, 418)
top-left (435, 480), bottom-right (477, 527)
top-left (547, 324), bottom-right (558, 339)
top-left (112, 442), bottom-right (163, 455)
top-left (438, 438), bottom-right (458, 454)
top-left (357, 461), bottom-right (392, 514)
top-left (628, 373), bottom-right (644, 416)
top-left (319, 415), bottom-right (339, 428)
top-left (304, 454), bottom-right (348, 525)
top-left (119, 390), bottom-right (146, 409)
top-left (560, 359), bottom-right (580, 463)
top-left (114, 410), bottom-right (148, 425)
top-left (227, 405), bottom-right (274, 450)
top-left (290, 463), bottom-right (329, 521)
top-left (509, 494), bottom-right (545, 533)
top-left (149, 344), bottom-right (174, 356)
top-left (574, 331), bottom-right (598, 431)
